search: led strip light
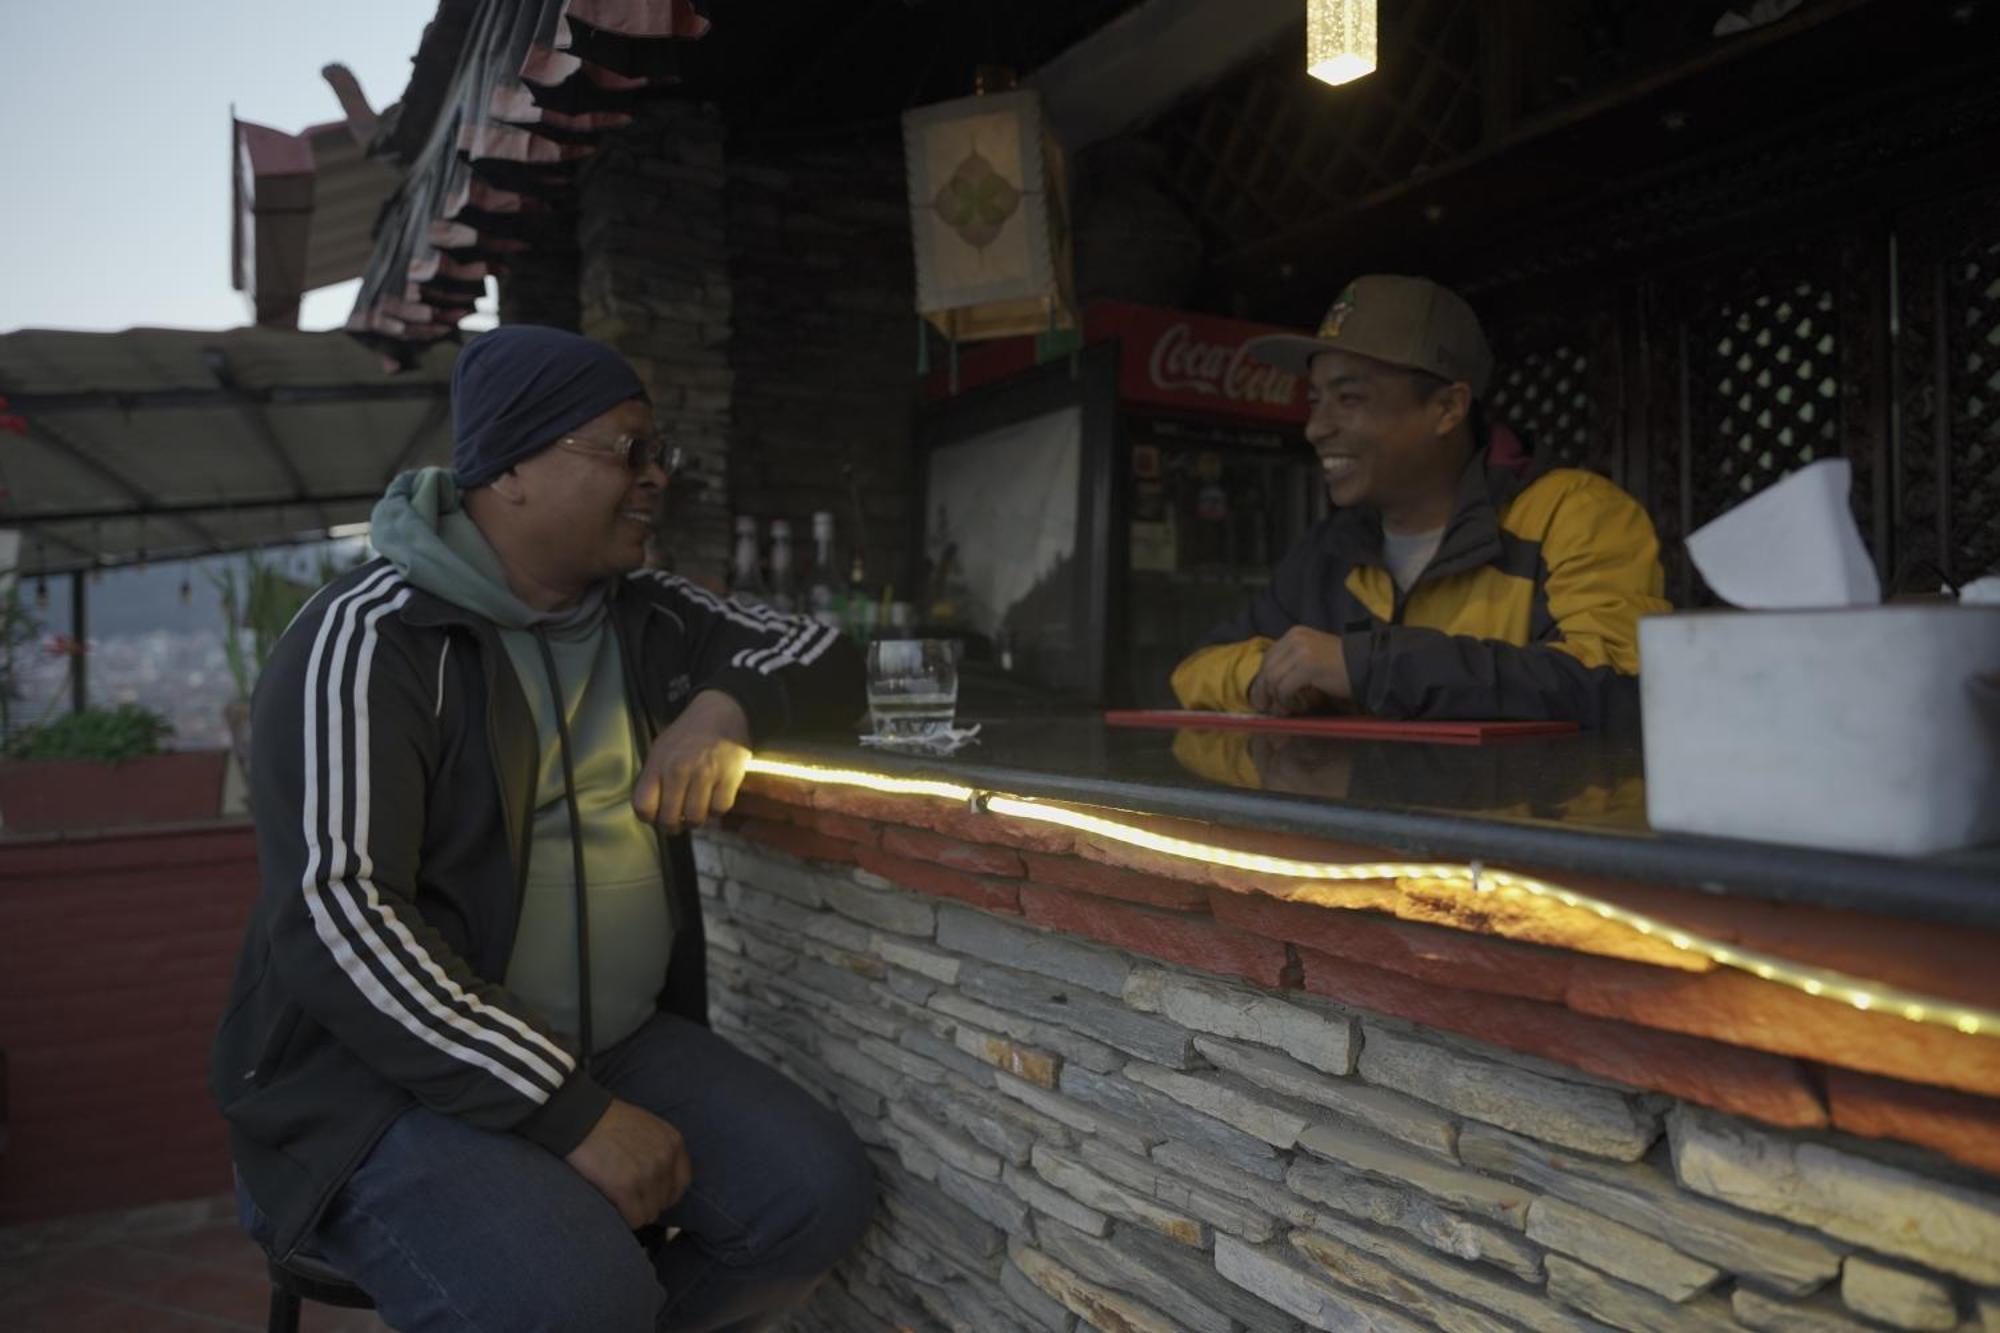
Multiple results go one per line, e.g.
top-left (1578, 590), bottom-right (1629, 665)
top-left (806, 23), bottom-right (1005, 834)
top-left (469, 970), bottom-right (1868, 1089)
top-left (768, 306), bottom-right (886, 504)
top-left (744, 756), bottom-right (1996, 1038)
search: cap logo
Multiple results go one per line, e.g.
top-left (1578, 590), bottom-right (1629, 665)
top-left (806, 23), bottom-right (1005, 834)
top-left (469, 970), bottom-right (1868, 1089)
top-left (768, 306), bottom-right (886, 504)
top-left (1317, 284), bottom-right (1357, 339)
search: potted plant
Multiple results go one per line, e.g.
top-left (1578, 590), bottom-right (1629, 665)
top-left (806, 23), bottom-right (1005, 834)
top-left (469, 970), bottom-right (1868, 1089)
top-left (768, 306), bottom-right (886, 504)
top-left (0, 700), bottom-right (229, 833)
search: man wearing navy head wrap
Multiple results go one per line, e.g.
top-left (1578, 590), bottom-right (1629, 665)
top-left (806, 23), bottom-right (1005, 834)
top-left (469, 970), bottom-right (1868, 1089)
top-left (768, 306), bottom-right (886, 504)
top-left (213, 325), bottom-right (872, 1331)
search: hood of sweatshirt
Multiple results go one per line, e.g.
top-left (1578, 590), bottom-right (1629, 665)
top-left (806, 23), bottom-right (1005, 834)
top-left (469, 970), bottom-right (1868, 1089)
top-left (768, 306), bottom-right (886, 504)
top-left (370, 467), bottom-right (605, 638)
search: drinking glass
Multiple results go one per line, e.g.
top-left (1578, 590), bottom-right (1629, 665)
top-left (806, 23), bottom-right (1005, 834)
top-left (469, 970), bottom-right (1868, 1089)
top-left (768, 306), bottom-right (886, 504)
top-left (866, 639), bottom-right (960, 737)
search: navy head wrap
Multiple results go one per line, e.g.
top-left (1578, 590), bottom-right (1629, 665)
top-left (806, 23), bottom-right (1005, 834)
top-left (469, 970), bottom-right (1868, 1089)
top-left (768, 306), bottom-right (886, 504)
top-left (450, 325), bottom-right (648, 488)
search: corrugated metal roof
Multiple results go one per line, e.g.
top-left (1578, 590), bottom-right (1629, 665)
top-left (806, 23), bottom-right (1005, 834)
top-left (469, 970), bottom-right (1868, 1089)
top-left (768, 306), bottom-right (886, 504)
top-left (0, 327), bottom-right (456, 577)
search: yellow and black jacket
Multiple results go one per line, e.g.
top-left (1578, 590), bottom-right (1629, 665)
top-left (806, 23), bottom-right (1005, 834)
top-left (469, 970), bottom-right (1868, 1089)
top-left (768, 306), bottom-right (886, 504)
top-left (1170, 438), bottom-right (1670, 726)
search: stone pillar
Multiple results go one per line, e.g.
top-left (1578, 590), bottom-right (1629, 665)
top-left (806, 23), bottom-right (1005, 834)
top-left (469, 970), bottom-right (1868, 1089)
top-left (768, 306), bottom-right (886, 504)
top-left (578, 100), bottom-right (736, 582)
top-left (724, 131), bottom-right (917, 599)
top-left (497, 229), bottom-right (581, 331)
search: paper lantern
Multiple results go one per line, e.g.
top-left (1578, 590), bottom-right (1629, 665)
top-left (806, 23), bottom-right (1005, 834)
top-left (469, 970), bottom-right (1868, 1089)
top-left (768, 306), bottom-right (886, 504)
top-left (903, 88), bottom-right (1075, 343)
top-left (1307, 0), bottom-right (1377, 87)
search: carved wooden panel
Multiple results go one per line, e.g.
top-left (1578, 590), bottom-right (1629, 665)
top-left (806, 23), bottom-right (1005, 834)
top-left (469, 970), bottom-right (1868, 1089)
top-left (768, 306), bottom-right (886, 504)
top-left (1484, 300), bottom-right (1622, 482)
top-left (1633, 233), bottom-right (1890, 605)
top-left (1688, 272), bottom-right (1843, 523)
top-left (1487, 344), bottom-right (1594, 466)
top-left (1897, 186), bottom-right (2000, 589)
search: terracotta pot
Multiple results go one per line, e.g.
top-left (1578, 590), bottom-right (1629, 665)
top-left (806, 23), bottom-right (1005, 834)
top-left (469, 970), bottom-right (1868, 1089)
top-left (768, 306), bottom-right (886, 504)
top-left (0, 750), bottom-right (230, 834)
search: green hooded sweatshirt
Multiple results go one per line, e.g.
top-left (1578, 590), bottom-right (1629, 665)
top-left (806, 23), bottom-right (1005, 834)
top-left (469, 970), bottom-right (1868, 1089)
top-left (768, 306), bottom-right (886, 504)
top-left (371, 468), bottom-right (670, 1054)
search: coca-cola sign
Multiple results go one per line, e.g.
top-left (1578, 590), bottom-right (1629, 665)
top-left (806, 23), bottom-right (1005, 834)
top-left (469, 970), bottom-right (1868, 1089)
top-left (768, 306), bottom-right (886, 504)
top-left (916, 301), bottom-right (1314, 424)
top-left (1097, 302), bottom-right (1309, 424)
top-left (1147, 322), bottom-right (1299, 407)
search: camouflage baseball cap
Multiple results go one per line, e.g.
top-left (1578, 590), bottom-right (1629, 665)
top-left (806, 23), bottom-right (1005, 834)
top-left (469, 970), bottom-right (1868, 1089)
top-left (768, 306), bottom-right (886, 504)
top-left (1244, 274), bottom-right (1494, 396)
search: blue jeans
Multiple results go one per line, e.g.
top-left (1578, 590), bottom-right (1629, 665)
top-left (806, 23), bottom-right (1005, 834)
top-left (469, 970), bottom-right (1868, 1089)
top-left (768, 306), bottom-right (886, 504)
top-left (242, 1013), bottom-right (875, 1332)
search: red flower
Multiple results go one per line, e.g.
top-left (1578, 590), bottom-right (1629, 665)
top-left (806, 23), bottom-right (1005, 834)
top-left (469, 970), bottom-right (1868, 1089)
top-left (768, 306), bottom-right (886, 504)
top-left (44, 634), bottom-right (88, 659)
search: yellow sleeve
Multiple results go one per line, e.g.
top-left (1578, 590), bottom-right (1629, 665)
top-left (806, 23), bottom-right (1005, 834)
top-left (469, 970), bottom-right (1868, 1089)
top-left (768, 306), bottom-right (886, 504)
top-left (1169, 637), bottom-right (1273, 712)
top-left (1539, 477), bottom-right (1672, 675)
top-left (1171, 729), bottom-right (1263, 787)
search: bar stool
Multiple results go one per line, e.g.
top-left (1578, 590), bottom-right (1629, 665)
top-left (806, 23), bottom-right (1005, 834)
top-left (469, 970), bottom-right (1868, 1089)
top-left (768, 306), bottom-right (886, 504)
top-left (265, 1244), bottom-right (376, 1333)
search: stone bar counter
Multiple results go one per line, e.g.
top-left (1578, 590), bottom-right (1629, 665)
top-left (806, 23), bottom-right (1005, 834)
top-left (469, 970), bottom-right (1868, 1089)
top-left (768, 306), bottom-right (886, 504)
top-left (694, 719), bottom-right (2000, 1333)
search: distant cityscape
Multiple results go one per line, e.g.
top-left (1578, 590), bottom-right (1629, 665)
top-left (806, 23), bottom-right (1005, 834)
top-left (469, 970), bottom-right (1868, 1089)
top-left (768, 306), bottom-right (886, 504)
top-left (6, 538), bottom-right (367, 751)
top-left (13, 629), bottom-right (239, 749)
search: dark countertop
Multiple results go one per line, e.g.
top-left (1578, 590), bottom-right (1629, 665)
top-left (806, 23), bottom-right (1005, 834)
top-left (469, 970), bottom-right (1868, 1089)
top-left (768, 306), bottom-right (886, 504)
top-left (764, 716), bottom-right (2000, 930)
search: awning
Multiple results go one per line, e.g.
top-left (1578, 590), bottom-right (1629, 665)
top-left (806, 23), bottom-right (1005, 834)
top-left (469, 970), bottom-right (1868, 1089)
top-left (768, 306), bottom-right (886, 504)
top-left (0, 327), bottom-right (457, 577)
top-left (350, 0), bottom-right (710, 362)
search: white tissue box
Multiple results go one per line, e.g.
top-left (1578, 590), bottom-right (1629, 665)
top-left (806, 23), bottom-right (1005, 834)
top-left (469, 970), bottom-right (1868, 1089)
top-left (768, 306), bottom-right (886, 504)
top-left (1639, 606), bottom-right (2000, 856)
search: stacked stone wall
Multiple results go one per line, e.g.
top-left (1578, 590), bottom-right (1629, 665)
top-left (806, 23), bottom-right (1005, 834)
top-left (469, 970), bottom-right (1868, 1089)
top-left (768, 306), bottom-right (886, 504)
top-left (693, 821), bottom-right (2000, 1333)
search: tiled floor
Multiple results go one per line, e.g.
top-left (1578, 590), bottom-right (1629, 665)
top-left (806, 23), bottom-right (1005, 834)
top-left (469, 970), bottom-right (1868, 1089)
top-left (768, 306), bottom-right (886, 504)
top-left (0, 1214), bottom-right (392, 1333)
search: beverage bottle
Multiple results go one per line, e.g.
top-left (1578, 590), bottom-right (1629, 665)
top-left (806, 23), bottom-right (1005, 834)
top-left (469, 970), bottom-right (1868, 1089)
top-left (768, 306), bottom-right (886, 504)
top-left (808, 511), bottom-right (842, 629)
top-left (729, 515), bottom-right (768, 604)
top-left (925, 504), bottom-right (956, 624)
top-left (768, 519), bottom-right (797, 613)
top-left (842, 464), bottom-right (876, 642)
top-left (845, 544), bottom-right (876, 643)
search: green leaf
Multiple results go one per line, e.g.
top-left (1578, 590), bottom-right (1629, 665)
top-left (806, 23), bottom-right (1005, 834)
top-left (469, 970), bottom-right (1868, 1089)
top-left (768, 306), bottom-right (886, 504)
top-left (6, 703), bottom-right (173, 762)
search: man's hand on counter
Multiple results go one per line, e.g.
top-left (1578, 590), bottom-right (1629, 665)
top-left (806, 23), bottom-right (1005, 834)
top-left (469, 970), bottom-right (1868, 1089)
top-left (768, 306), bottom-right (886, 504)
top-left (1249, 626), bottom-right (1353, 716)
top-left (634, 689), bottom-right (751, 834)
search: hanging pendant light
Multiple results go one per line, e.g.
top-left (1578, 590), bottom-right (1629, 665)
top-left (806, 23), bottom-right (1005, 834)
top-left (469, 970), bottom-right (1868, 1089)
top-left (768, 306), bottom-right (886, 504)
top-left (1307, 0), bottom-right (1377, 86)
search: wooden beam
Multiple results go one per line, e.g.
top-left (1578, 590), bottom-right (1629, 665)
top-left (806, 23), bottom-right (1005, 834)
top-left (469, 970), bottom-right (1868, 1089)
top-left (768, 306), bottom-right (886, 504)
top-left (1191, 76), bottom-right (1258, 224)
top-left (1032, 0), bottom-right (1298, 150)
top-left (758, 0), bottom-right (891, 130)
top-left (1479, 0), bottom-right (1526, 146)
top-left (1220, 0), bottom-right (1887, 274)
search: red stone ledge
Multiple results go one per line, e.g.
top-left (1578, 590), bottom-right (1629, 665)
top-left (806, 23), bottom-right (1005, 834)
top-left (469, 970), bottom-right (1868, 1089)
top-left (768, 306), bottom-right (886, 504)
top-left (725, 774), bottom-right (2000, 1176)
top-left (0, 818), bottom-right (256, 874)
top-left (0, 822), bottom-right (257, 1224)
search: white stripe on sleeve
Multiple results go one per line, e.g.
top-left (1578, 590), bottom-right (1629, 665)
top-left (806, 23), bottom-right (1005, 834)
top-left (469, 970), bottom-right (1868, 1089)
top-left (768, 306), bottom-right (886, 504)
top-left (298, 571), bottom-right (573, 1100)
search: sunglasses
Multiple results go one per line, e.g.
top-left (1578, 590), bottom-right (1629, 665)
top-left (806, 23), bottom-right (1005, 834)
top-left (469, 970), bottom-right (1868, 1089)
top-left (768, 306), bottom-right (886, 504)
top-left (552, 432), bottom-right (685, 477)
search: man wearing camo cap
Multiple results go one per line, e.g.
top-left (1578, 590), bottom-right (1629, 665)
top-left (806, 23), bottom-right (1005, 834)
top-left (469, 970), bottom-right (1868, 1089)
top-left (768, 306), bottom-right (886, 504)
top-left (1172, 274), bottom-right (1669, 725)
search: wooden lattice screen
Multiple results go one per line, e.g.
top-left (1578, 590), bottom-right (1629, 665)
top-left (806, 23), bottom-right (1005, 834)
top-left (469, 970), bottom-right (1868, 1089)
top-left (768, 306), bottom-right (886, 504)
top-left (1487, 343), bottom-right (1596, 470)
top-left (1898, 187), bottom-right (2000, 589)
top-left (1482, 296), bottom-right (1627, 484)
top-left (1694, 280), bottom-right (1842, 508)
top-left (1945, 234), bottom-right (2000, 580)
top-left (1626, 235), bottom-right (1886, 607)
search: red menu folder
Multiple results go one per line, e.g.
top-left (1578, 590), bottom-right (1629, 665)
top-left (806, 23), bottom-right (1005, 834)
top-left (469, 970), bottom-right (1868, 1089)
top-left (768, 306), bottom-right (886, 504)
top-left (1103, 710), bottom-right (1579, 746)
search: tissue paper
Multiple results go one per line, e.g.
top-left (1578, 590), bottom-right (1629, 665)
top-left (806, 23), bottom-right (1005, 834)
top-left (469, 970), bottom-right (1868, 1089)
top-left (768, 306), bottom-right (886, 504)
top-left (1685, 458), bottom-right (1880, 608)
top-left (1642, 457), bottom-right (2000, 855)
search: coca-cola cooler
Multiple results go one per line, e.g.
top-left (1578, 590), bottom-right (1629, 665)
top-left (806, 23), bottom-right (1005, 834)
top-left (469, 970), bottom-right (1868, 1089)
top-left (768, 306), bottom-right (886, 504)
top-left (914, 301), bottom-right (1322, 708)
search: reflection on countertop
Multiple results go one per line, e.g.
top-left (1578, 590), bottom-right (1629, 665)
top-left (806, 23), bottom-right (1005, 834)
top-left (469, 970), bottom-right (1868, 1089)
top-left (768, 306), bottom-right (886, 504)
top-left (1165, 726), bottom-right (1647, 831)
top-left (769, 714), bottom-right (2000, 928)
